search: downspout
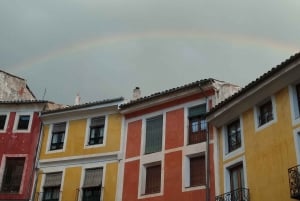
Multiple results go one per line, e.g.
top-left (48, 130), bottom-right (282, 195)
top-left (199, 84), bottom-right (210, 201)
top-left (30, 108), bottom-right (46, 201)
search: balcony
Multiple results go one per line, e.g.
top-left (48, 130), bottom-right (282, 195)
top-left (215, 188), bottom-right (250, 201)
top-left (288, 165), bottom-right (300, 199)
top-left (188, 121), bottom-right (207, 145)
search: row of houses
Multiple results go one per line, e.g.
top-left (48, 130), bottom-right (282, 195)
top-left (0, 52), bottom-right (300, 201)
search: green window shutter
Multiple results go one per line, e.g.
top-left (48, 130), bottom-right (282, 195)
top-left (188, 104), bottom-right (206, 118)
top-left (145, 115), bottom-right (163, 154)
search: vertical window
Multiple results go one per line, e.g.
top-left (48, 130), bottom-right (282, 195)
top-left (17, 115), bottom-right (30, 130)
top-left (258, 99), bottom-right (273, 126)
top-left (229, 164), bottom-right (244, 191)
top-left (188, 104), bottom-right (207, 144)
top-left (227, 120), bottom-right (241, 153)
top-left (0, 114), bottom-right (7, 130)
top-left (145, 164), bottom-right (161, 194)
top-left (50, 122), bottom-right (66, 151)
top-left (82, 168), bottom-right (103, 201)
top-left (0, 157), bottom-right (25, 193)
top-left (43, 172), bottom-right (62, 201)
top-left (88, 117), bottom-right (105, 145)
top-left (189, 155), bottom-right (206, 187)
top-left (145, 115), bottom-right (163, 154)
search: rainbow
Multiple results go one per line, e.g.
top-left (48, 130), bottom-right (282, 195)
top-left (11, 30), bottom-right (299, 72)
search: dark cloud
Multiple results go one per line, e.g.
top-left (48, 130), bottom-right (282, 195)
top-left (0, 0), bottom-right (299, 104)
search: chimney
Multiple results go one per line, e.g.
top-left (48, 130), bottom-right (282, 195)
top-left (75, 93), bottom-right (81, 105)
top-left (132, 87), bottom-right (141, 100)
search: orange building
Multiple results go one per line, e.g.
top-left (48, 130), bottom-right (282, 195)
top-left (118, 80), bottom-right (239, 201)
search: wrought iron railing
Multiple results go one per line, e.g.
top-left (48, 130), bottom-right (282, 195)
top-left (288, 165), bottom-right (300, 199)
top-left (76, 187), bottom-right (103, 201)
top-left (34, 191), bottom-right (62, 201)
top-left (215, 188), bottom-right (250, 201)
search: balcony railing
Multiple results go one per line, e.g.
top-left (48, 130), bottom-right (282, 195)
top-left (215, 188), bottom-right (250, 201)
top-left (288, 165), bottom-right (300, 199)
top-left (34, 191), bottom-right (62, 201)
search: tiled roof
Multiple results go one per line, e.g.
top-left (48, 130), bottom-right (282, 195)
top-left (207, 52), bottom-right (300, 116)
top-left (119, 78), bottom-right (215, 110)
top-left (0, 100), bottom-right (47, 104)
top-left (42, 97), bottom-right (124, 114)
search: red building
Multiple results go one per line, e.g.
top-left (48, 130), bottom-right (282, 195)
top-left (0, 100), bottom-right (50, 201)
top-left (119, 79), bottom-right (239, 201)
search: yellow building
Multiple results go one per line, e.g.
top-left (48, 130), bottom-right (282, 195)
top-left (207, 53), bottom-right (300, 201)
top-left (34, 97), bottom-right (124, 201)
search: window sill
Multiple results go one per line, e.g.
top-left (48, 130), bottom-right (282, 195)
top-left (84, 143), bottom-right (105, 149)
top-left (183, 185), bottom-right (206, 192)
top-left (255, 119), bottom-right (276, 132)
top-left (139, 191), bottom-right (162, 199)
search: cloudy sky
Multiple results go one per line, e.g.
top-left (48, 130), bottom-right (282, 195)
top-left (0, 0), bottom-right (299, 105)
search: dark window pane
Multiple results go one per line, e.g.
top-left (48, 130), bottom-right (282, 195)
top-left (1, 157), bottom-right (25, 193)
top-left (190, 156), bottom-right (206, 186)
top-left (145, 164), bottom-right (161, 194)
top-left (145, 115), bottom-right (163, 154)
top-left (82, 186), bottom-right (101, 201)
top-left (258, 100), bottom-right (273, 126)
top-left (50, 123), bottom-right (66, 150)
top-left (43, 187), bottom-right (60, 201)
top-left (227, 120), bottom-right (241, 152)
top-left (17, 115), bottom-right (30, 130)
top-left (0, 115), bottom-right (7, 130)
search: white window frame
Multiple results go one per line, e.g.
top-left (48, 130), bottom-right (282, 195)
top-left (39, 168), bottom-right (65, 201)
top-left (0, 154), bottom-right (27, 194)
top-left (0, 112), bottom-right (9, 133)
top-left (46, 121), bottom-right (69, 154)
top-left (78, 164), bottom-right (105, 201)
top-left (138, 160), bottom-right (163, 198)
top-left (223, 116), bottom-right (245, 160)
top-left (223, 156), bottom-right (248, 193)
top-left (183, 152), bottom-right (206, 191)
top-left (84, 116), bottom-right (108, 149)
top-left (254, 96), bottom-right (277, 131)
top-left (289, 83), bottom-right (300, 125)
top-left (13, 112), bottom-right (33, 133)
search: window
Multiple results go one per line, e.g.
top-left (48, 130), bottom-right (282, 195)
top-left (50, 122), bottom-right (66, 151)
top-left (145, 115), bottom-right (163, 154)
top-left (188, 104), bottom-right (207, 144)
top-left (81, 168), bottom-right (103, 201)
top-left (0, 114), bottom-right (7, 130)
top-left (229, 164), bottom-right (244, 191)
top-left (145, 164), bottom-right (161, 194)
top-left (258, 99), bottom-right (273, 126)
top-left (17, 115), bottom-right (30, 130)
top-left (296, 84), bottom-right (300, 116)
top-left (0, 157), bottom-right (25, 193)
top-left (189, 155), bottom-right (206, 187)
top-left (43, 172), bottom-right (62, 201)
top-left (88, 117), bottom-right (105, 145)
top-left (227, 120), bottom-right (241, 153)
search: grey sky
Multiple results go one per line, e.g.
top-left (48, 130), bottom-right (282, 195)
top-left (0, 0), bottom-right (299, 104)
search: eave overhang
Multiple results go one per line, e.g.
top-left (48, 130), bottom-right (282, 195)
top-left (207, 54), bottom-right (300, 128)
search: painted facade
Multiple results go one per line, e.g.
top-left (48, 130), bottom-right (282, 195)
top-left (119, 79), bottom-right (239, 201)
top-left (207, 53), bottom-right (300, 201)
top-left (34, 98), bottom-right (124, 201)
top-left (0, 100), bottom-right (50, 201)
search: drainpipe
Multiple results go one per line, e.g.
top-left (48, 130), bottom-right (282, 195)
top-left (199, 85), bottom-right (210, 201)
top-left (30, 108), bottom-right (46, 201)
